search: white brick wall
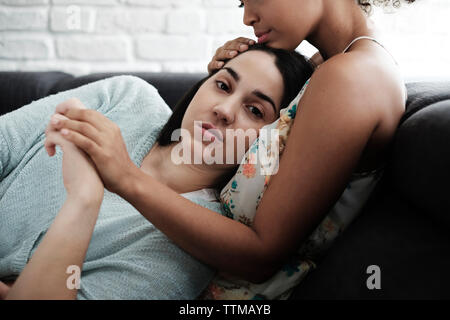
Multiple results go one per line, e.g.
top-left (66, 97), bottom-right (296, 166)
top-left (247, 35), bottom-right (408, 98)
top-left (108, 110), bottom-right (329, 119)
top-left (0, 0), bottom-right (448, 80)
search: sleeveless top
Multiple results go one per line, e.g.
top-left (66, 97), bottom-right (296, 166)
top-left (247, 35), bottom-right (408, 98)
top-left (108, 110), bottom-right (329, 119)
top-left (193, 36), bottom-right (407, 300)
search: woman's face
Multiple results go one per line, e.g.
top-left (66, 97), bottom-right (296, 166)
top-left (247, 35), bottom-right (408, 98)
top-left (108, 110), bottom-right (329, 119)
top-left (239, 0), bottom-right (320, 51)
top-left (180, 50), bottom-right (284, 166)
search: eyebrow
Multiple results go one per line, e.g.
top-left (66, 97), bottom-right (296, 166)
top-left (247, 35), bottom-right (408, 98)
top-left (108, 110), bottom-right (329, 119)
top-left (222, 67), bottom-right (277, 114)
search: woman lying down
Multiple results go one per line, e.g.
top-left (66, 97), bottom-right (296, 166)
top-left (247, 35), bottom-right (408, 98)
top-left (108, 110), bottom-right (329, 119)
top-left (0, 44), bottom-right (313, 299)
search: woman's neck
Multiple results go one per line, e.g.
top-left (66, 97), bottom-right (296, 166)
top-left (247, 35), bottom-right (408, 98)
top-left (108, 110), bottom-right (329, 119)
top-left (306, 1), bottom-right (378, 60)
top-left (140, 143), bottom-right (230, 194)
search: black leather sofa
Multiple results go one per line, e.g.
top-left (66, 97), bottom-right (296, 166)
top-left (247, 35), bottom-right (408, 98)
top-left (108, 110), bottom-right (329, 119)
top-left (1, 71), bottom-right (449, 299)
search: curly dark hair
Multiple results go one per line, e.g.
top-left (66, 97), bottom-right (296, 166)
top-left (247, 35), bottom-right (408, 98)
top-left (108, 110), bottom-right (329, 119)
top-left (357, 0), bottom-right (416, 15)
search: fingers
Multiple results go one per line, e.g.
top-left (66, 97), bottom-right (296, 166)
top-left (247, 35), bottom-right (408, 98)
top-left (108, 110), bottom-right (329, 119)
top-left (54, 97), bottom-right (105, 133)
top-left (46, 98), bottom-right (87, 156)
top-left (59, 128), bottom-right (102, 162)
top-left (55, 107), bottom-right (107, 134)
top-left (309, 51), bottom-right (324, 70)
top-left (208, 37), bottom-right (256, 74)
top-left (216, 38), bottom-right (255, 59)
top-left (51, 116), bottom-right (101, 148)
top-left (45, 113), bottom-right (70, 157)
top-left (44, 129), bottom-right (75, 157)
top-left (207, 60), bottom-right (225, 74)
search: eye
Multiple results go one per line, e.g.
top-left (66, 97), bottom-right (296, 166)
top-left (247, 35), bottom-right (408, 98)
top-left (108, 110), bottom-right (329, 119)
top-left (247, 105), bottom-right (264, 119)
top-left (238, 1), bottom-right (244, 8)
top-left (216, 81), bottom-right (230, 92)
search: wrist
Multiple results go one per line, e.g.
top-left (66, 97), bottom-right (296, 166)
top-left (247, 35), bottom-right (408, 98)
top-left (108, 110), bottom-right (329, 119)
top-left (118, 165), bottom-right (142, 199)
top-left (66, 193), bottom-right (103, 210)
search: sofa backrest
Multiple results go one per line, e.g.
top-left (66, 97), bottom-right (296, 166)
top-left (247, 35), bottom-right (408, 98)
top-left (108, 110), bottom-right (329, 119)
top-left (0, 71), bottom-right (206, 116)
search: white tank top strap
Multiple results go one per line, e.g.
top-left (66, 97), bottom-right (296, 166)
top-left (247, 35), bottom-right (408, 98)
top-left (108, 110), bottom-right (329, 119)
top-left (342, 36), bottom-right (408, 102)
top-left (342, 36), bottom-right (399, 66)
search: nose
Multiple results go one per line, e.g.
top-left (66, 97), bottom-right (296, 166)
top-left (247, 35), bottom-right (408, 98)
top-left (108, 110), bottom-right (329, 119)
top-left (243, 6), bottom-right (258, 26)
top-left (213, 100), bottom-right (237, 125)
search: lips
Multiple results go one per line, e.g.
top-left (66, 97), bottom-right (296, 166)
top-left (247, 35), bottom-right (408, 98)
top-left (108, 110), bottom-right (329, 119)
top-left (255, 30), bottom-right (271, 43)
top-left (200, 122), bottom-right (223, 142)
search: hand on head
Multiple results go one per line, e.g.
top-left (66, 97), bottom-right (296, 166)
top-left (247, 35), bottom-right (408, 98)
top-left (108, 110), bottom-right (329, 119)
top-left (208, 37), bottom-right (255, 74)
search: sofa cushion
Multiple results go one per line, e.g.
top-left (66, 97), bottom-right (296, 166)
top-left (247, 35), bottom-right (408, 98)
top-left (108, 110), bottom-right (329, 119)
top-left (290, 177), bottom-right (450, 299)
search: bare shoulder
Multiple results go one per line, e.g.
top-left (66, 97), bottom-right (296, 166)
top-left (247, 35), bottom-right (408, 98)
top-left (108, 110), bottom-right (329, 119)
top-left (311, 52), bottom-right (403, 116)
top-left (307, 52), bottom-right (406, 171)
top-left (300, 54), bottom-right (382, 128)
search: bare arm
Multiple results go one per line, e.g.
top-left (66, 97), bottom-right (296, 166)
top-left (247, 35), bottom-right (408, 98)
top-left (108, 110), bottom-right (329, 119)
top-left (5, 105), bottom-right (104, 299)
top-left (119, 58), bottom-right (380, 283)
top-left (5, 198), bottom-right (101, 300)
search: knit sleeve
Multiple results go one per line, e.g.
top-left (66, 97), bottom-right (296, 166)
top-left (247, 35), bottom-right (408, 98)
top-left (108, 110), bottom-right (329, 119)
top-left (0, 75), bottom-right (169, 180)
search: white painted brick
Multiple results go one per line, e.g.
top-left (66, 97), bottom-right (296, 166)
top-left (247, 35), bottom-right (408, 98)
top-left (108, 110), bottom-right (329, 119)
top-left (0, 37), bottom-right (50, 59)
top-left (119, 0), bottom-right (169, 7)
top-left (167, 9), bottom-right (205, 35)
top-left (52, 0), bottom-right (118, 5)
top-left (121, 0), bottom-right (201, 7)
top-left (95, 8), bottom-right (165, 34)
top-left (207, 9), bottom-right (253, 34)
top-left (0, 0), bottom-right (48, 5)
top-left (162, 60), bottom-right (208, 73)
top-left (0, 8), bottom-right (47, 31)
top-left (56, 36), bottom-right (129, 61)
top-left (203, 0), bottom-right (238, 8)
top-left (136, 35), bottom-right (210, 60)
top-left (168, 0), bottom-right (202, 7)
top-left (50, 6), bottom-right (96, 32)
top-left (0, 0), bottom-right (448, 79)
top-left (89, 61), bottom-right (162, 74)
top-left (18, 60), bottom-right (91, 76)
top-left (0, 61), bottom-right (17, 71)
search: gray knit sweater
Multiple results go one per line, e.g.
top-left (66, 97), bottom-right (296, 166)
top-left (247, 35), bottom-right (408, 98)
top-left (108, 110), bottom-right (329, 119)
top-left (0, 75), bottom-right (225, 299)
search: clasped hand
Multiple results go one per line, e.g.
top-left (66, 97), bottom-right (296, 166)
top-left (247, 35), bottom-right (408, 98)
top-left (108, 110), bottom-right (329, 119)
top-left (45, 98), bottom-right (138, 197)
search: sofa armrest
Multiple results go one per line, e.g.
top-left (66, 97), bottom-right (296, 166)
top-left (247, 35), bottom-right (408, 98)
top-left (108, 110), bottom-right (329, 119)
top-left (391, 94), bottom-right (450, 225)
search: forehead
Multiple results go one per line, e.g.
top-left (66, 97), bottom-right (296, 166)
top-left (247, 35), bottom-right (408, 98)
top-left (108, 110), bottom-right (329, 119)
top-left (223, 50), bottom-right (283, 101)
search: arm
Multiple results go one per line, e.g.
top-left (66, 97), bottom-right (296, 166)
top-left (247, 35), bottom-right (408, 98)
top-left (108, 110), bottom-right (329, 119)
top-left (125, 58), bottom-right (381, 283)
top-left (6, 112), bottom-right (104, 299)
top-left (5, 198), bottom-right (101, 300)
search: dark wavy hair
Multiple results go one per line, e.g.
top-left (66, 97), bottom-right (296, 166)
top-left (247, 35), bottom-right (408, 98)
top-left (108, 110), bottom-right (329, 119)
top-left (156, 43), bottom-right (314, 147)
top-left (357, 0), bottom-right (416, 15)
